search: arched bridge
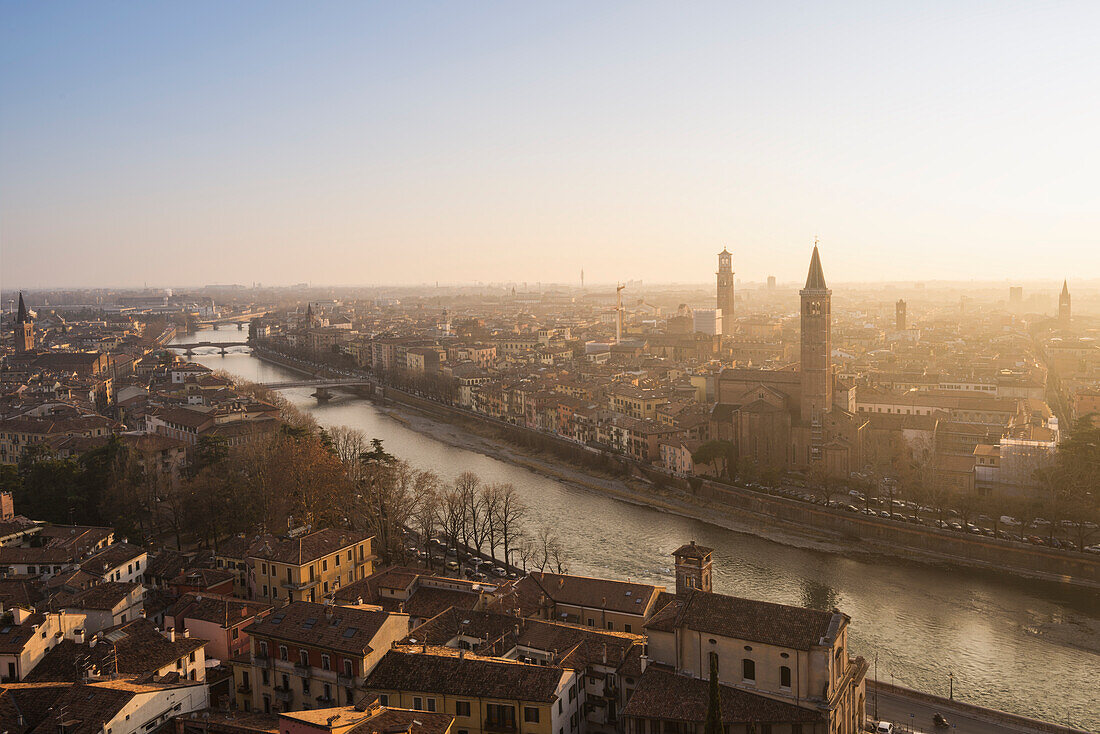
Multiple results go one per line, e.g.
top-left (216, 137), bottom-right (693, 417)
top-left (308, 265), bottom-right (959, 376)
top-left (169, 341), bottom-right (251, 355)
top-left (257, 378), bottom-right (377, 401)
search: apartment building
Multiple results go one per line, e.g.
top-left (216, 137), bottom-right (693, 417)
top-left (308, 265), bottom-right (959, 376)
top-left (362, 647), bottom-right (582, 734)
top-left (234, 601), bottom-right (410, 713)
top-left (248, 528), bottom-right (376, 604)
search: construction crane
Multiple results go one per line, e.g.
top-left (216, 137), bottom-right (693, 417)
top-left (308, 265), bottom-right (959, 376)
top-left (616, 283), bottom-right (626, 344)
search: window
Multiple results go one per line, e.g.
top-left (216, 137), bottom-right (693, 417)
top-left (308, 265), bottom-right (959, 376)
top-left (300, 650), bottom-right (310, 666)
top-left (413, 697), bottom-right (423, 710)
top-left (624, 624), bottom-right (632, 633)
top-left (335, 554), bottom-right (340, 566)
top-left (587, 618), bottom-right (594, 626)
top-left (258, 641), bottom-right (268, 658)
top-left (378, 694), bottom-right (388, 706)
top-left (486, 704), bottom-right (515, 729)
top-left (343, 660), bottom-right (353, 677)
top-left (189, 651), bottom-right (195, 663)
top-left (606, 621), bottom-right (613, 630)
top-left (780, 666), bottom-right (792, 689)
top-left (568, 685), bottom-right (575, 701)
top-left (321, 654), bottom-right (331, 670)
top-left (426, 698), bottom-right (436, 712)
top-left (279, 645), bottom-right (288, 661)
top-left (523, 707), bottom-right (539, 723)
top-left (742, 658), bottom-right (755, 682)
top-left (322, 559), bottom-right (328, 571)
top-left (457, 701), bottom-right (471, 717)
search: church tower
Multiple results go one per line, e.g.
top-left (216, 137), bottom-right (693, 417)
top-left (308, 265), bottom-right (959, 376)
top-left (1059, 280), bottom-right (1071, 325)
top-left (673, 541), bottom-right (713, 595)
top-left (14, 293), bottom-right (34, 353)
top-left (716, 248), bottom-right (735, 322)
top-left (800, 244), bottom-right (832, 426)
top-left (896, 299), bottom-right (907, 331)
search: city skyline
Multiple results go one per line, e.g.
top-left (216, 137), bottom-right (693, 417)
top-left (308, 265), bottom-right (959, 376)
top-left (4, 1), bottom-right (1100, 288)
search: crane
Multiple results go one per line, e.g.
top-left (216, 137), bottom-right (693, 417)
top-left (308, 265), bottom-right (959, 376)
top-left (616, 283), bottom-right (626, 344)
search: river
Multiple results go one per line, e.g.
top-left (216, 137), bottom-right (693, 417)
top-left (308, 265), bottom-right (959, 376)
top-left (172, 332), bottom-right (1100, 729)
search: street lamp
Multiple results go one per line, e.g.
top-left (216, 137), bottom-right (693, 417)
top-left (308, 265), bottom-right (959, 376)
top-left (948, 670), bottom-right (954, 701)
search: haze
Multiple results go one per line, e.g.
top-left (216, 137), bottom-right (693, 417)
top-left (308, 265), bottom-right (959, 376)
top-left (2, 1), bottom-right (1099, 288)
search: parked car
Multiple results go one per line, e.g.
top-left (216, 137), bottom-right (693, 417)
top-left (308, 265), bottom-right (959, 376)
top-left (492, 566), bottom-right (508, 577)
top-left (445, 560), bottom-right (460, 571)
top-left (876, 722), bottom-right (895, 734)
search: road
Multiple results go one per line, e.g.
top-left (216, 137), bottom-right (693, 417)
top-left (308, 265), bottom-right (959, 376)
top-left (870, 687), bottom-right (1085, 734)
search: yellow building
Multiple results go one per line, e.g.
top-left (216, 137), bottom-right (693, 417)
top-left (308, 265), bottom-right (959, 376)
top-left (362, 647), bottom-right (581, 734)
top-left (606, 385), bottom-right (671, 420)
top-left (248, 528), bottom-right (376, 605)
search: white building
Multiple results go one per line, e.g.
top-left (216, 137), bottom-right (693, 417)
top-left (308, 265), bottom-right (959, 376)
top-left (693, 308), bottom-right (723, 336)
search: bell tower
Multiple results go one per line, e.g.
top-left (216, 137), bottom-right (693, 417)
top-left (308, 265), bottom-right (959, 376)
top-left (800, 244), bottom-right (832, 426)
top-left (14, 293), bottom-right (34, 353)
top-left (896, 299), bottom-right (907, 331)
top-left (673, 541), bottom-right (713, 594)
top-left (1059, 280), bottom-right (1071, 325)
top-left (716, 249), bottom-right (735, 322)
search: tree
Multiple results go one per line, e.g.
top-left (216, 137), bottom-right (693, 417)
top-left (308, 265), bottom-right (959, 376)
top-left (411, 482), bottom-right (442, 569)
top-left (454, 472), bottom-right (481, 557)
top-left (704, 652), bottom-right (723, 734)
top-left (492, 483), bottom-right (527, 569)
top-left (692, 441), bottom-right (733, 479)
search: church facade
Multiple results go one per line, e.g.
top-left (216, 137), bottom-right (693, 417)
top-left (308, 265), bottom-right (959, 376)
top-left (712, 246), bottom-right (867, 476)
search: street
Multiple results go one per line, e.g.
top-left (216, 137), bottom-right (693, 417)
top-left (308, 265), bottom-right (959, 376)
top-left (870, 688), bottom-right (1086, 734)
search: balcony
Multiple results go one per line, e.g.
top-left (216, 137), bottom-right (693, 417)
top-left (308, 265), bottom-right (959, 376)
top-left (273, 687), bottom-right (292, 703)
top-left (236, 684), bottom-right (252, 694)
top-left (281, 578), bottom-right (318, 592)
top-left (295, 662), bottom-right (312, 677)
top-left (337, 673), bottom-right (355, 687)
top-left (315, 694), bottom-right (336, 705)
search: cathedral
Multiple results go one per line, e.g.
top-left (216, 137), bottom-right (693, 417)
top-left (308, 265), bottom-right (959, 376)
top-left (711, 245), bottom-right (867, 477)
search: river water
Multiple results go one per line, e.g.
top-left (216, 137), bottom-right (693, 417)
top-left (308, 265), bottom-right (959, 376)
top-left (173, 333), bottom-right (1100, 729)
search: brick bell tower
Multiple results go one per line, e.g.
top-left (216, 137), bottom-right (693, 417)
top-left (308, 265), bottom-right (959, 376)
top-left (14, 292), bottom-right (34, 353)
top-left (716, 248), bottom-right (735, 322)
top-left (800, 243), bottom-right (832, 426)
top-left (673, 541), bottom-right (713, 594)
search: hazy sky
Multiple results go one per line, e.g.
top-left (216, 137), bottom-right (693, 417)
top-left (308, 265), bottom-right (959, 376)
top-left (2, 1), bottom-right (1099, 289)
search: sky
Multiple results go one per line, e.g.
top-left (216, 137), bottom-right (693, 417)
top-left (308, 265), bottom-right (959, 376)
top-left (2, 1), bottom-right (1099, 289)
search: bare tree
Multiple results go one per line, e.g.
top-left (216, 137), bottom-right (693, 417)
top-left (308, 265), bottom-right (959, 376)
top-left (440, 488), bottom-right (466, 560)
top-left (411, 482), bottom-right (442, 569)
top-left (454, 471), bottom-right (482, 557)
top-left (492, 483), bottom-right (527, 569)
top-left (535, 525), bottom-right (564, 573)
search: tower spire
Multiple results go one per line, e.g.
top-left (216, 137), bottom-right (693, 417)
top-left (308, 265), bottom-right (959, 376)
top-left (16, 292), bottom-right (28, 323)
top-left (805, 243), bottom-right (827, 290)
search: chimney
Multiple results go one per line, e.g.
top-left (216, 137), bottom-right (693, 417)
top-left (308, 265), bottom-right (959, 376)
top-left (602, 643), bottom-right (607, 665)
top-left (140, 608), bottom-right (147, 617)
top-left (167, 627), bottom-right (176, 642)
top-left (183, 628), bottom-right (190, 638)
top-left (458, 649), bottom-right (465, 661)
top-left (74, 629), bottom-right (85, 645)
top-left (640, 654), bottom-right (649, 672)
